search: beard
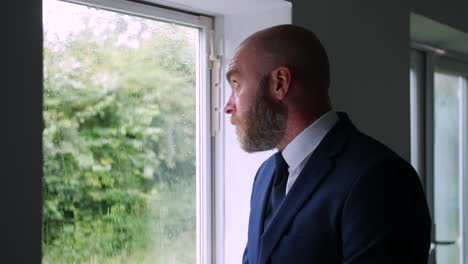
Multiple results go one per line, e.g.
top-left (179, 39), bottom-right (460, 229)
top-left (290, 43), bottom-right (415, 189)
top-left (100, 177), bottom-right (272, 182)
top-left (233, 74), bottom-right (288, 153)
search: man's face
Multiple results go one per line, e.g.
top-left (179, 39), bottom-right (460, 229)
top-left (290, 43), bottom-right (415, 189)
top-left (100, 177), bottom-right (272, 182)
top-left (224, 46), bottom-right (288, 153)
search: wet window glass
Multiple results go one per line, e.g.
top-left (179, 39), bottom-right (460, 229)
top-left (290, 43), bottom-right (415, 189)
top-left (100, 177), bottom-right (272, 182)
top-left (42, 0), bottom-right (197, 262)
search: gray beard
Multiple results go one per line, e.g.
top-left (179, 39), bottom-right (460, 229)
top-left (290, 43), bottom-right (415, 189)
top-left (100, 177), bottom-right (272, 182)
top-left (240, 75), bottom-right (288, 153)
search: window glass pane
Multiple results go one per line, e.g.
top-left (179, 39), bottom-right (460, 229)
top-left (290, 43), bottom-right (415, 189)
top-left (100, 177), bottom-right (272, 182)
top-left (42, 0), bottom-right (197, 263)
top-left (433, 72), bottom-right (462, 263)
top-left (436, 244), bottom-right (460, 264)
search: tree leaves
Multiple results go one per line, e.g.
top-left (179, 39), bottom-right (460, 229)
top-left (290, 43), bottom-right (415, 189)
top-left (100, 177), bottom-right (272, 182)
top-left (43, 5), bottom-right (197, 263)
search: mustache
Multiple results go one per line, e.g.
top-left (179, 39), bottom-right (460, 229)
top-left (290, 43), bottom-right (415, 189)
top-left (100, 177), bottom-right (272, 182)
top-left (231, 115), bottom-right (241, 125)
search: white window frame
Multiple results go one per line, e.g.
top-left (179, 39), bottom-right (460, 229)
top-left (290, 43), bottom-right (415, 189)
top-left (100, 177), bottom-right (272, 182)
top-left (54, 1), bottom-right (218, 263)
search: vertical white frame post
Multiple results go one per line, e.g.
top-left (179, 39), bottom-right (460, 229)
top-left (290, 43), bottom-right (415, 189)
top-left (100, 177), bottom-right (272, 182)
top-left (424, 50), bottom-right (436, 264)
top-left (55, 1), bottom-right (217, 264)
top-left (196, 15), bottom-right (215, 264)
top-left (461, 75), bottom-right (468, 264)
top-left (458, 75), bottom-right (465, 264)
top-left (410, 50), bottom-right (426, 182)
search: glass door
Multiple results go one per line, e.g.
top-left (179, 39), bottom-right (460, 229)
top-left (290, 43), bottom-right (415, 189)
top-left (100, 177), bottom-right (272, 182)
top-left (411, 49), bottom-right (468, 264)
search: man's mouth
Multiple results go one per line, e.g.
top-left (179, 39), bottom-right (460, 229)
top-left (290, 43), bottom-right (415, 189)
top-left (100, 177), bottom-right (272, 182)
top-left (231, 116), bottom-right (242, 134)
top-left (231, 120), bottom-right (238, 126)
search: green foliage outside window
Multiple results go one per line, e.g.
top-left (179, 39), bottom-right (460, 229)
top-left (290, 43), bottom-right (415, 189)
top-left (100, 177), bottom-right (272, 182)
top-left (43, 4), bottom-right (197, 263)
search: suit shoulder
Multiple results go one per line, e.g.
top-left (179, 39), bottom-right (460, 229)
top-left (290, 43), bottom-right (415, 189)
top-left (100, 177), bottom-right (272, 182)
top-left (343, 129), bottom-right (406, 167)
top-left (332, 128), bottom-right (418, 190)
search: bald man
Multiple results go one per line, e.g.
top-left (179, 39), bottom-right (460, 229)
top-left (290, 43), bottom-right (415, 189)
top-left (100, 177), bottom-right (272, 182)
top-left (223, 25), bottom-right (431, 264)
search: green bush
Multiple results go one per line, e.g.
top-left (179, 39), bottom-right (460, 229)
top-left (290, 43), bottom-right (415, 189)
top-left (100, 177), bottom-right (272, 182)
top-left (43, 6), bottom-right (196, 263)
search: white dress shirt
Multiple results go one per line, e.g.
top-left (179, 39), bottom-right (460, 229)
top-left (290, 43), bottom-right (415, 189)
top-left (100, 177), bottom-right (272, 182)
top-left (281, 109), bottom-right (339, 195)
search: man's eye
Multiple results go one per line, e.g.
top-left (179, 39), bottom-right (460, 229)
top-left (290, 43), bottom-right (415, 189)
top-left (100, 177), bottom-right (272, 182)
top-left (232, 81), bottom-right (239, 89)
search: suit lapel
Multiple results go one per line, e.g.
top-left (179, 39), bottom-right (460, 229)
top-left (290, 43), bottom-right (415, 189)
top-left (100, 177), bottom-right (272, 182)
top-left (257, 112), bottom-right (355, 264)
top-left (249, 158), bottom-right (276, 264)
top-left (257, 156), bottom-right (334, 264)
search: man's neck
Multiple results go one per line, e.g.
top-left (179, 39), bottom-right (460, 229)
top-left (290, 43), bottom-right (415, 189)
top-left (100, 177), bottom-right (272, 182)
top-left (276, 107), bottom-right (332, 152)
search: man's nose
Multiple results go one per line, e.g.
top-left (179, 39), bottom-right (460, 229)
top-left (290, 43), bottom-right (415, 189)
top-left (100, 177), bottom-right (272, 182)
top-left (223, 92), bottom-right (236, 115)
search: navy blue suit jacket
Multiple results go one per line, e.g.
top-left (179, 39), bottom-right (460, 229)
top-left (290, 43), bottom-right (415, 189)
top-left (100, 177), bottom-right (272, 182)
top-left (243, 112), bottom-right (432, 264)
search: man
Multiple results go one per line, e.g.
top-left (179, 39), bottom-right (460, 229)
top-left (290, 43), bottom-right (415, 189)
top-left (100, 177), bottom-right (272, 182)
top-left (223, 25), bottom-right (432, 264)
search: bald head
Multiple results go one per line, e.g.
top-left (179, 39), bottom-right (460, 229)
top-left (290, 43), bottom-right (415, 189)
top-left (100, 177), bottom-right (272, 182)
top-left (240, 24), bottom-right (330, 97)
top-left (224, 25), bottom-right (333, 152)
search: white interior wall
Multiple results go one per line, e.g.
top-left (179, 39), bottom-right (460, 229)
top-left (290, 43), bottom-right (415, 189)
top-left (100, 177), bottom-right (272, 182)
top-left (222, 6), bottom-right (291, 264)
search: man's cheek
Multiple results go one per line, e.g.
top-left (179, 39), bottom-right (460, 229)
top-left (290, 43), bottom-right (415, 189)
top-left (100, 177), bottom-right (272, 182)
top-left (236, 96), bottom-right (250, 114)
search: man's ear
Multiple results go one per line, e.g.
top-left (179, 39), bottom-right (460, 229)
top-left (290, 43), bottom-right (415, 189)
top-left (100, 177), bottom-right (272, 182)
top-left (271, 66), bottom-right (291, 101)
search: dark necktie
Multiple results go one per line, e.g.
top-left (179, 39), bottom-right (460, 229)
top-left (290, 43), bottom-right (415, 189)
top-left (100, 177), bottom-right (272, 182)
top-left (264, 151), bottom-right (289, 230)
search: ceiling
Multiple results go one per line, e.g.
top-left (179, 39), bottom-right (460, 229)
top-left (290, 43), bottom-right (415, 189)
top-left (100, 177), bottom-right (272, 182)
top-left (411, 13), bottom-right (468, 55)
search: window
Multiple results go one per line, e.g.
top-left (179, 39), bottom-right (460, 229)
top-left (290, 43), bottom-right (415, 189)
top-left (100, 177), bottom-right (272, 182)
top-left (42, 0), bottom-right (214, 263)
top-left (411, 44), bottom-right (468, 264)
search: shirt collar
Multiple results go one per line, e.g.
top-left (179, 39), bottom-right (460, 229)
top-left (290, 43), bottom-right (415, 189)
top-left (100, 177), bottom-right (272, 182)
top-left (281, 109), bottom-right (339, 172)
